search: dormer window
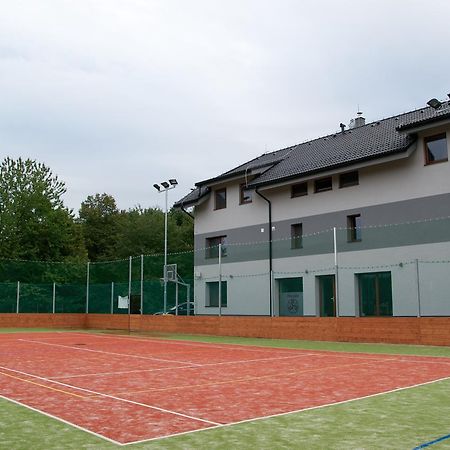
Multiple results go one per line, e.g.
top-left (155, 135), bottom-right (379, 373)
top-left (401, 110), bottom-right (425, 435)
top-left (424, 133), bottom-right (448, 165)
top-left (314, 177), bottom-right (332, 193)
top-left (339, 171), bottom-right (359, 188)
top-left (214, 188), bottom-right (227, 210)
top-left (291, 182), bottom-right (308, 198)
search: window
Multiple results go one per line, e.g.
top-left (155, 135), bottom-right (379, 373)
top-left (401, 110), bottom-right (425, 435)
top-left (291, 182), bottom-right (308, 198)
top-left (314, 177), bottom-right (332, 193)
top-left (240, 184), bottom-right (253, 204)
top-left (424, 133), bottom-right (448, 165)
top-left (339, 171), bottom-right (359, 188)
top-left (278, 278), bottom-right (303, 316)
top-left (291, 223), bottom-right (303, 249)
top-left (347, 214), bottom-right (362, 242)
top-left (206, 281), bottom-right (227, 307)
top-left (358, 272), bottom-right (392, 316)
top-left (206, 236), bottom-right (227, 259)
top-left (214, 188), bottom-right (227, 210)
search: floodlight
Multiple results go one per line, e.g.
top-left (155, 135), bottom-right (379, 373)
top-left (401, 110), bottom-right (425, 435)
top-left (161, 181), bottom-right (170, 188)
top-left (427, 98), bottom-right (442, 110)
top-left (169, 179), bottom-right (178, 186)
top-left (153, 184), bottom-right (160, 191)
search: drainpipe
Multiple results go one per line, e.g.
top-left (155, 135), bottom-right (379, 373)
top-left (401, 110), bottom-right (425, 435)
top-left (255, 188), bottom-right (273, 317)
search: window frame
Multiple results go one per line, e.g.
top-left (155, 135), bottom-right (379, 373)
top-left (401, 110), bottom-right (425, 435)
top-left (214, 188), bottom-right (227, 210)
top-left (205, 235), bottom-right (227, 259)
top-left (206, 281), bottom-right (227, 307)
top-left (291, 223), bottom-right (303, 249)
top-left (358, 271), bottom-right (393, 317)
top-left (347, 214), bottom-right (362, 242)
top-left (339, 171), bottom-right (359, 188)
top-left (314, 177), bottom-right (333, 193)
top-left (239, 183), bottom-right (253, 205)
top-left (424, 133), bottom-right (448, 165)
top-left (291, 182), bottom-right (308, 198)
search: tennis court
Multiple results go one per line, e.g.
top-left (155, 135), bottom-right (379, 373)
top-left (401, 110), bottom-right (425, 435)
top-left (1, 331), bottom-right (450, 446)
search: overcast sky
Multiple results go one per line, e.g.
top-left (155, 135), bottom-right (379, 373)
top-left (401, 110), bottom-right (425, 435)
top-left (1, 0), bottom-right (450, 213)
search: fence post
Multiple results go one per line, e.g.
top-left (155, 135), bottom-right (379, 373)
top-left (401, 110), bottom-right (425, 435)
top-left (86, 261), bottom-right (90, 314)
top-left (111, 282), bottom-right (114, 314)
top-left (140, 254), bottom-right (144, 315)
top-left (415, 258), bottom-right (421, 317)
top-left (218, 243), bottom-right (222, 317)
top-left (333, 227), bottom-right (340, 317)
top-left (128, 256), bottom-right (132, 315)
top-left (52, 282), bottom-right (56, 314)
top-left (16, 281), bottom-right (20, 314)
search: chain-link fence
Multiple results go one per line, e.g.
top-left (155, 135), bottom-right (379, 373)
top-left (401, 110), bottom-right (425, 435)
top-left (1, 217), bottom-right (450, 317)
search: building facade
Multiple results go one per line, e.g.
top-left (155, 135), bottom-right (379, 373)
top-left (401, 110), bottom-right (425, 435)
top-left (175, 99), bottom-right (450, 317)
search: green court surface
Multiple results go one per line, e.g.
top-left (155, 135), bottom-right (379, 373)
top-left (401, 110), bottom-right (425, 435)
top-left (1, 330), bottom-right (450, 449)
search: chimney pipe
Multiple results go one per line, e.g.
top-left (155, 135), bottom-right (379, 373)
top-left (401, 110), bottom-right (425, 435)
top-left (340, 123), bottom-right (346, 133)
top-left (354, 111), bottom-right (365, 128)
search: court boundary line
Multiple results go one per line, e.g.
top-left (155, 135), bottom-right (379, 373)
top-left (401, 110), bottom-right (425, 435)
top-left (50, 353), bottom-right (320, 380)
top-left (24, 333), bottom-right (450, 371)
top-left (60, 331), bottom-right (450, 365)
top-left (18, 338), bottom-right (203, 367)
top-left (0, 365), bottom-right (220, 427)
top-left (0, 395), bottom-right (124, 446)
top-left (122, 375), bottom-right (450, 446)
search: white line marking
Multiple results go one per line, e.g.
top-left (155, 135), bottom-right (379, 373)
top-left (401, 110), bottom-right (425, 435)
top-left (50, 353), bottom-right (319, 380)
top-left (18, 338), bottom-right (202, 367)
top-left (72, 332), bottom-right (450, 364)
top-left (0, 395), bottom-right (124, 446)
top-left (0, 365), bottom-right (220, 426)
top-left (121, 375), bottom-right (450, 446)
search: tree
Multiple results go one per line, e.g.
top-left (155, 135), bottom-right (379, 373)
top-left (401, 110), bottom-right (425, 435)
top-left (0, 157), bottom-right (86, 261)
top-left (78, 193), bottom-right (120, 261)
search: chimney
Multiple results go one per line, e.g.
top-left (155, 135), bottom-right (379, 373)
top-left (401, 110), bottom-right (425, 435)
top-left (354, 111), bottom-right (365, 128)
top-left (339, 123), bottom-right (346, 133)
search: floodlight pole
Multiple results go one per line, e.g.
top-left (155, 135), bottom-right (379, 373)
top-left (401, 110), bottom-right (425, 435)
top-left (154, 180), bottom-right (177, 314)
top-left (164, 188), bottom-right (168, 314)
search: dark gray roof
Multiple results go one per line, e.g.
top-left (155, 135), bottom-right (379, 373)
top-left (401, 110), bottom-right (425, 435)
top-left (195, 146), bottom-right (294, 187)
top-left (396, 101), bottom-right (450, 131)
top-left (175, 101), bottom-right (450, 206)
top-left (173, 186), bottom-right (210, 208)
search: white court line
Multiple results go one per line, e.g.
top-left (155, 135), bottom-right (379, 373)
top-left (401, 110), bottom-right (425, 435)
top-left (0, 395), bottom-right (124, 446)
top-left (18, 339), bottom-right (202, 367)
top-left (50, 353), bottom-right (319, 380)
top-left (52, 332), bottom-right (450, 367)
top-left (0, 364), bottom-right (220, 427)
top-left (77, 332), bottom-right (450, 364)
top-left (122, 375), bottom-right (450, 446)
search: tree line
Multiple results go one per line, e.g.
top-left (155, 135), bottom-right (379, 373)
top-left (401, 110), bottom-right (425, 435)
top-left (0, 157), bottom-right (193, 263)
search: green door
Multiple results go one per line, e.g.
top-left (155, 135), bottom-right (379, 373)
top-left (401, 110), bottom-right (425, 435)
top-left (319, 275), bottom-right (336, 317)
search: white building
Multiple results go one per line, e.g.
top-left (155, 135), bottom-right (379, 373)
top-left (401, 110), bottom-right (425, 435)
top-left (175, 98), bottom-right (450, 317)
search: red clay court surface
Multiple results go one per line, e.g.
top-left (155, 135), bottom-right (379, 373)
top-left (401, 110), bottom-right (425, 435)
top-left (1, 332), bottom-right (450, 445)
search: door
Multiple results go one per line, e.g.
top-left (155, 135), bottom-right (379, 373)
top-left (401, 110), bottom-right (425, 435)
top-left (318, 275), bottom-right (336, 317)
